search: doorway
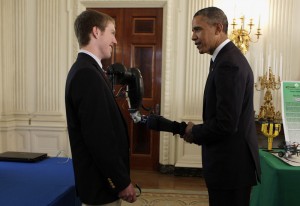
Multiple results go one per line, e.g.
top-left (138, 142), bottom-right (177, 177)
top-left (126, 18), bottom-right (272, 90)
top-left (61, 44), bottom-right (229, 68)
top-left (89, 8), bottom-right (163, 170)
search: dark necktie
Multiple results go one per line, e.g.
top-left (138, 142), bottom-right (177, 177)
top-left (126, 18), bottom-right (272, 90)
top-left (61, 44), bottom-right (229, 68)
top-left (98, 66), bottom-right (112, 89)
top-left (209, 59), bottom-right (214, 72)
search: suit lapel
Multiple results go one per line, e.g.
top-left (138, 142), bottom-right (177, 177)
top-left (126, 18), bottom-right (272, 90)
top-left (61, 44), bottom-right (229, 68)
top-left (203, 60), bottom-right (214, 120)
top-left (97, 65), bottom-right (112, 90)
top-left (77, 53), bottom-right (112, 89)
top-left (202, 42), bottom-right (235, 120)
top-left (77, 53), bottom-right (129, 131)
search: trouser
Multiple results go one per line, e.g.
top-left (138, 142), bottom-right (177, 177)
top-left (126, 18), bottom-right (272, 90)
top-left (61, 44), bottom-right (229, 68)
top-left (208, 187), bottom-right (252, 206)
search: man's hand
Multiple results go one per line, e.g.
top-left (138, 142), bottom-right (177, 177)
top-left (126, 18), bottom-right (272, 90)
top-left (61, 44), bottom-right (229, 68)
top-left (182, 122), bottom-right (195, 143)
top-left (118, 183), bottom-right (137, 203)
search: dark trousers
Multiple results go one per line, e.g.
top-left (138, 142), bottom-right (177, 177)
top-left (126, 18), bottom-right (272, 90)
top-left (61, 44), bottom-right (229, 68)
top-left (208, 187), bottom-right (252, 206)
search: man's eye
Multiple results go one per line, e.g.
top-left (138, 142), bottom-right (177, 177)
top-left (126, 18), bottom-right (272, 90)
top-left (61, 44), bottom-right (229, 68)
top-left (192, 28), bottom-right (200, 32)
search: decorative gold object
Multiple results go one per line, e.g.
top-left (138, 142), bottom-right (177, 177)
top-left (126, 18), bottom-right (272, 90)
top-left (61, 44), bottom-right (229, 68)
top-left (255, 67), bottom-right (281, 122)
top-left (229, 16), bottom-right (262, 54)
top-left (261, 122), bottom-right (281, 150)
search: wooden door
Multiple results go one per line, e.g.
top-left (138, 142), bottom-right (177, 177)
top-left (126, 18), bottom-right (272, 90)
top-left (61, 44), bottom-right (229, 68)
top-left (89, 8), bottom-right (162, 170)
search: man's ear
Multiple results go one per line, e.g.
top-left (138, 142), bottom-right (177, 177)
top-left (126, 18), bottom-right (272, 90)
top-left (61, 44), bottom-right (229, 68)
top-left (92, 26), bottom-right (99, 38)
top-left (214, 23), bottom-right (223, 35)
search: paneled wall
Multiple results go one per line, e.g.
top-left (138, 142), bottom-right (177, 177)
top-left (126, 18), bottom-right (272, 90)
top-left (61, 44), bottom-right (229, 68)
top-left (0, 0), bottom-right (70, 156)
top-left (0, 0), bottom-right (299, 168)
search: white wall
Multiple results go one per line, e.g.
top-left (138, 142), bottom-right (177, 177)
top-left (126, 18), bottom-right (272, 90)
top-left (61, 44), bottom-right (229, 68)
top-left (0, 0), bottom-right (299, 167)
top-left (0, 0), bottom-right (70, 156)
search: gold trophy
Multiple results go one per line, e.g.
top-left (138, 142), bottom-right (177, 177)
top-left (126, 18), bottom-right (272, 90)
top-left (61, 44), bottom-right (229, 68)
top-left (261, 122), bottom-right (281, 151)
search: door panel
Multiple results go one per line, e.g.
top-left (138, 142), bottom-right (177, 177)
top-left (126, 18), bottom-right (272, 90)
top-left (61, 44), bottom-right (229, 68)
top-left (90, 8), bottom-right (162, 170)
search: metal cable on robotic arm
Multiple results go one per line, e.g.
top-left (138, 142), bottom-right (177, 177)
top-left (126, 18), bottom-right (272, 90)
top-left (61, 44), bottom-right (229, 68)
top-left (106, 63), bottom-right (186, 135)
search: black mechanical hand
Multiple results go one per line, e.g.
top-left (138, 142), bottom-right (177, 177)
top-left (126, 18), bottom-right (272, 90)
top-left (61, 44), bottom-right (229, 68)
top-left (146, 114), bottom-right (187, 136)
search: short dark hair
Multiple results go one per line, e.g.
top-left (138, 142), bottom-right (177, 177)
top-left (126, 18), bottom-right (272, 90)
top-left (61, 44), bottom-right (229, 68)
top-left (194, 7), bottom-right (228, 34)
top-left (74, 10), bottom-right (115, 47)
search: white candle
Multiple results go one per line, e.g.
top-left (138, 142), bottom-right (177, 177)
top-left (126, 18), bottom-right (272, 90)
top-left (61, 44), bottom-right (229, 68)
top-left (234, 4), bottom-right (236, 19)
top-left (259, 52), bottom-right (263, 77)
top-left (255, 58), bottom-right (258, 78)
top-left (273, 50), bottom-right (276, 75)
top-left (268, 45), bottom-right (271, 67)
top-left (267, 54), bottom-right (271, 72)
top-left (280, 53), bottom-right (283, 79)
top-left (261, 56), bottom-right (264, 76)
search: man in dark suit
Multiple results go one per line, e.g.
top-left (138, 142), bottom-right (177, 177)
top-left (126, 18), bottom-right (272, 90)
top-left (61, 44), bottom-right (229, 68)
top-left (65, 10), bottom-right (136, 205)
top-left (183, 7), bottom-right (261, 206)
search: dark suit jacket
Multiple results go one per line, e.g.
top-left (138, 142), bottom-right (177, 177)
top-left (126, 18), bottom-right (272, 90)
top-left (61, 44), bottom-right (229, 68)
top-left (192, 41), bottom-right (261, 189)
top-left (65, 53), bottom-right (131, 204)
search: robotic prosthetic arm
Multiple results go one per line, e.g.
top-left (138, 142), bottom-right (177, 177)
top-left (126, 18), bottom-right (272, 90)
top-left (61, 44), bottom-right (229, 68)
top-left (146, 115), bottom-right (187, 136)
top-left (107, 63), bottom-right (187, 136)
top-left (107, 63), bottom-right (146, 123)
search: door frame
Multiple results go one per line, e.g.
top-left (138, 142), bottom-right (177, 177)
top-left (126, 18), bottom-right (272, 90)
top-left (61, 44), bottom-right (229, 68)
top-left (76, 0), bottom-right (176, 167)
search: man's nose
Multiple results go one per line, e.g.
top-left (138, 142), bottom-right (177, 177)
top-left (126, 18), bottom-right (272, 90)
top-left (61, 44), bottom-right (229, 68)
top-left (113, 37), bottom-right (117, 44)
top-left (191, 33), bottom-right (196, 41)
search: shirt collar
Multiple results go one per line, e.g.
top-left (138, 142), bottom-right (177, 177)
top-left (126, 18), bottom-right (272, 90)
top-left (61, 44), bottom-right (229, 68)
top-left (211, 39), bottom-right (230, 62)
top-left (79, 49), bottom-right (104, 71)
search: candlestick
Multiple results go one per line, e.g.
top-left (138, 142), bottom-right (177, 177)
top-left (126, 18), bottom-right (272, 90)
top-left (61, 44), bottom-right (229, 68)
top-left (255, 67), bottom-right (281, 121)
top-left (229, 14), bottom-right (262, 54)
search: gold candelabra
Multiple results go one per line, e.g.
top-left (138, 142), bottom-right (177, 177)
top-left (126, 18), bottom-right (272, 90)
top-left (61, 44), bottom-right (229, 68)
top-left (230, 16), bottom-right (262, 54)
top-left (256, 67), bottom-right (282, 151)
top-left (261, 122), bottom-right (281, 151)
top-left (255, 67), bottom-right (281, 122)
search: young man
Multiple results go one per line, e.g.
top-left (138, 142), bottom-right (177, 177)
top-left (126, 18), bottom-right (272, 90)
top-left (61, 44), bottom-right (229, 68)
top-left (183, 7), bottom-right (261, 206)
top-left (65, 10), bottom-right (136, 206)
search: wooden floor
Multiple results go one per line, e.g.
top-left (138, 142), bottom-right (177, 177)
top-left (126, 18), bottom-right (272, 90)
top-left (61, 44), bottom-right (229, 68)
top-left (130, 170), bottom-right (207, 191)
